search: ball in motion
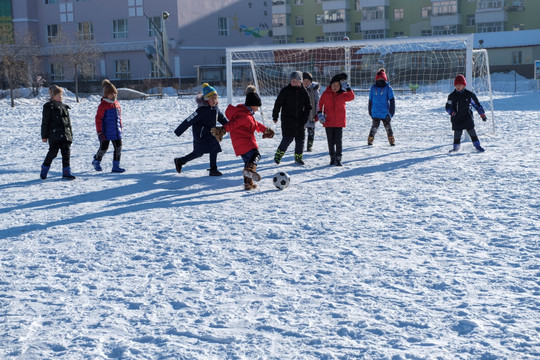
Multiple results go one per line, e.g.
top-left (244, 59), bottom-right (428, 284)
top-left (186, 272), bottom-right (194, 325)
top-left (273, 171), bottom-right (290, 190)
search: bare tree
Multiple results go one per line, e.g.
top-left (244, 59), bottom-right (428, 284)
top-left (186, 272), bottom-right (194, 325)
top-left (0, 23), bottom-right (41, 107)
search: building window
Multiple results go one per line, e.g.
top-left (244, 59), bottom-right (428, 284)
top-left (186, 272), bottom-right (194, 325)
top-left (78, 22), bottom-right (94, 40)
top-left (49, 63), bottom-right (63, 81)
top-left (394, 9), bottom-right (404, 21)
top-left (324, 9), bottom-right (345, 24)
top-left (47, 24), bottom-right (60, 43)
top-left (362, 7), bottom-right (385, 21)
top-left (394, 31), bottom-right (404, 38)
top-left (296, 37), bottom-right (304, 43)
top-left (294, 0), bottom-right (302, 4)
top-left (316, 36), bottom-right (324, 42)
top-left (150, 62), bottom-right (160, 78)
top-left (218, 17), bottom-right (229, 36)
top-left (421, 29), bottom-right (432, 36)
top-left (45, 0), bottom-right (58, 4)
top-left (315, 14), bottom-right (323, 26)
top-left (148, 16), bottom-right (162, 37)
top-left (273, 14), bottom-right (287, 28)
top-left (128, 0), bottom-right (144, 17)
top-left (432, 1), bottom-right (457, 16)
top-left (477, 21), bottom-right (503, 33)
top-left (421, 7), bottom-right (431, 18)
top-left (115, 60), bottom-right (130, 79)
top-left (325, 32), bottom-right (347, 42)
top-left (433, 25), bottom-right (457, 35)
top-left (295, 15), bottom-right (304, 27)
top-left (354, 1), bottom-right (361, 11)
top-left (512, 51), bottom-right (522, 65)
top-left (80, 63), bottom-right (96, 80)
top-left (512, 24), bottom-right (524, 31)
top-left (354, 22), bottom-right (361, 34)
top-left (466, 15), bottom-right (475, 27)
top-left (362, 29), bottom-right (385, 39)
top-left (113, 19), bottom-right (128, 39)
top-left (477, 0), bottom-right (503, 10)
top-left (273, 35), bottom-right (289, 44)
top-left (60, 3), bottom-right (73, 22)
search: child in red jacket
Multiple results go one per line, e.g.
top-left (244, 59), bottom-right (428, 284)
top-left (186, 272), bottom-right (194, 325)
top-left (317, 73), bottom-right (355, 166)
top-left (211, 86), bottom-right (274, 190)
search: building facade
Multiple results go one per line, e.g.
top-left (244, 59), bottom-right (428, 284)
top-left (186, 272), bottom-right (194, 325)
top-left (3, 0), bottom-right (272, 88)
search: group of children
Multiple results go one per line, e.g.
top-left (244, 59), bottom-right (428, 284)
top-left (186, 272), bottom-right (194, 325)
top-left (40, 70), bottom-right (488, 190)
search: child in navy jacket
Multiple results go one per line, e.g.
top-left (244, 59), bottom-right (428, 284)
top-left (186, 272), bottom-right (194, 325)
top-left (445, 74), bottom-right (487, 153)
top-left (174, 83), bottom-right (228, 176)
top-left (367, 68), bottom-right (396, 146)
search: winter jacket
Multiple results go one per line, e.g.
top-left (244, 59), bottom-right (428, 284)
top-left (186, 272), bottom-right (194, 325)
top-left (41, 100), bottom-right (73, 143)
top-left (318, 87), bottom-right (355, 128)
top-left (445, 89), bottom-right (485, 131)
top-left (174, 95), bottom-right (228, 154)
top-left (224, 104), bottom-right (267, 156)
top-left (272, 84), bottom-right (312, 137)
top-left (95, 97), bottom-right (122, 140)
top-left (368, 82), bottom-right (395, 119)
top-left (305, 82), bottom-right (320, 129)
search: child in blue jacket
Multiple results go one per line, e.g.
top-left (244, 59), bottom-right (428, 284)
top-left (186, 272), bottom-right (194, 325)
top-left (174, 83), bottom-right (228, 176)
top-left (367, 68), bottom-right (395, 146)
top-left (92, 79), bottom-right (125, 173)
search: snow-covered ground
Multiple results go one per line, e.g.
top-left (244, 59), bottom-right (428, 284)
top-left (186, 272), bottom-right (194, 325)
top-left (1, 75), bottom-right (539, 359)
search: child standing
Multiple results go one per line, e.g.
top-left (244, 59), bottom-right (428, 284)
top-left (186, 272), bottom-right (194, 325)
top-left (445, 74), bottom-right (487, 153)
top-left (302, 72), bottom-right (320, 152)
top-left (40, 85), bottom-right (75, 180)
top-left (272, 71), bottom-right (312, 165)
top-left (211, 86), bottom-right (274, 190)
top-left (92, 79), bottom-right (125, 173)
top-left (173, 83), bottom-right (228, 176)
top-left (367, 68), bottom-right (396, 146)
top-left (317, 72), bottom-right (355, 166)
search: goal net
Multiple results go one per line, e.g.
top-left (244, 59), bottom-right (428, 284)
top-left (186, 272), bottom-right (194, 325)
top-left (226, 34), bottom-right (495, 134)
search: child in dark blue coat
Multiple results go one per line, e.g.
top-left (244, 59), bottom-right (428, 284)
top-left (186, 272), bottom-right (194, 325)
top-left (174, 83), bottom-right (228, 176)
top-left (367, 68), bottom-right (396, 146)
top-left (445, 74), bottom-right (487, 153)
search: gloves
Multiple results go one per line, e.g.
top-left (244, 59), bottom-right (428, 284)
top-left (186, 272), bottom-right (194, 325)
top-left (210, 127), bottom-right (226, 142)
top-left (273, 118), bottom-right (278, 123)
top-left (262, 128), bottom-right (275, 139)
top-left (481, 114), bottom-right (487, 122)
top-left (98, 133), bottom-right (106, 142)
top-left (317, 112), bottom-right (326, 124)
top-left (340, 80), bottom-right (350, 91)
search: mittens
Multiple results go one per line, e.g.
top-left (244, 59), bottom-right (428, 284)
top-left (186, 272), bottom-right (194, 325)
top-left (263, 128), bottom-right (275, 139)
top-left (211, 127), bottom-right (226, 142)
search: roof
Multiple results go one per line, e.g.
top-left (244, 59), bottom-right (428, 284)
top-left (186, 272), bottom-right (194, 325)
top-left (474, 29), bottom-right (540, 49)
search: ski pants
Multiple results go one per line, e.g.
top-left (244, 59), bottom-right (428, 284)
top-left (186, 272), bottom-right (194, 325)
top-left (95, 139), bottom-right (122, 162)
top-left (43, 140), bottom-right (71, 168)
top-left (453, 128), bottom-right (479, 144)
top-left (369, 117), bottom-right (393, 138)
top-left (181, 151), bottom-right (218, 169)
top-left (325, 127), bottom-right (343, 157)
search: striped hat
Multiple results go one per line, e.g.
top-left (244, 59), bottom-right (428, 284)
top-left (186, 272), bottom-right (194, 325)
top-left (202, 83), bottom-right (218, 99)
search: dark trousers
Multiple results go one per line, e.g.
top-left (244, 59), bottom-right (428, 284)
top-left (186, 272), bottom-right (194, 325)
top-left (43, 140), bottom-right (71, 168)
top-left (278, 132), bottom-right (305, 155)
top-left (306, 128), bottom-right (315, 149)
top-left (369, 117), bottom-right (393, 138)
top-left (241, 149), bottom-right (261, 166)
top-left (182, 151), bottom-right (218, 169)
top-left (453, 128), bottom-right (479, 144)
top-left (95, 139), bottom-right (122, 162)
top-left (325, 127), bottom-right (343, 156)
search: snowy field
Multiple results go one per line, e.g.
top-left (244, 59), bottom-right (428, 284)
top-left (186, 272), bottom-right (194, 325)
top-left (1, 75), bottom-right (539, 359)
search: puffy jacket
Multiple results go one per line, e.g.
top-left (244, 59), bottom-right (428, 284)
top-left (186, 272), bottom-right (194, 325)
top-left (174, 95), bottom-right (228, 154)
top-left (95, 97), bottom-right (122, 140)
top-left (318, 87), bottom-right (355, 128)
top-left (272, 84), bottom-right (312, 137)
top-left (41, 100), bottom-right (73, 142)
top-left (368, 82), bottom-right (395, 119)
top-left (445, 89), bottom-right (485, 131)
top-left (224, 104), bottom-right (267, 156)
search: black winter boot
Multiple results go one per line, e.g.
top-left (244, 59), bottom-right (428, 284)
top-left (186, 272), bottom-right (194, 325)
top-left (208, 167), bottom-right (222, 176)
top-left (174, 157), bottom-right (185, 173)
top-left (329, 155), bottom-right (336, 166)
top-left (335, 155), bottom-right (342, 167)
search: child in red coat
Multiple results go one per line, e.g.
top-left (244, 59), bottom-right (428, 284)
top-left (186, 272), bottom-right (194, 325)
top-left (211, 86), bottom-right (274, 190)
top-left (317, 73), bottom-right (355, 166)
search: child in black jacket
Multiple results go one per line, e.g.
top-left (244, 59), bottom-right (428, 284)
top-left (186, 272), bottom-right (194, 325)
top-left (445, 74), bottom-right (487, 153)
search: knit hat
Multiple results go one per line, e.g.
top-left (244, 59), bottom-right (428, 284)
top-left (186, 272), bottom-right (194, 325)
top-left (202, 83), bottom-right (218, 99)
top-left (454, 74), bottom-right (467, 87)
top-left (245, 85), bottom-right (262, 107)
top-left (290, 71), bottom-right (303, 81)
top-left (330, 72), bottom-right (347, 85)
top-left (302, 72), bottom-right (313, 81)
top-left (102, 79), bottom-right (117, 97)
top-left (375, 68), bottom-right (387, 81)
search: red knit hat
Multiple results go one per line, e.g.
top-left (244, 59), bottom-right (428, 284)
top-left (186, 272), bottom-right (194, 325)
top-left (375, 68), bottom-right (387, 81)
top-left (454, 74), bottom-right (467, 86)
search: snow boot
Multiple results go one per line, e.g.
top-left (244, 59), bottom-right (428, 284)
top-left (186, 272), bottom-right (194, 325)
top-left (243, 176), bottom-right (257, 190)
top-left (242, 163), bottom-right (261, 181)
top-left (329, 155), bottom-right (336, 166)
top-left (388, 135), bottom-right (395, 146)
top-left (449, 143), bottom-right (460, 153)
top-left (335, 155), bottom-right (342, 167)
top-left (92, 156), bottom-right (102, 171)
top-left (274, 149), bottom-right (285, 164)
top-left (208, 167), bottom-right (222, 176)
top-left (112, 161), bottom-right (125, 173)
top-left (473, 140), bottom-right (485, 153)
top-left (174, 157), bottom-right (185, 173)
top-left (40, 165), bottom-right (50, 180)
top-left (62, 167), bottom-right (76, 180)
top-left (368, 136), bottom-right (374, 146)
top-left (306, 139), bottom-right (313, 152)
top-left (294, 153), bottom-right (305, 165)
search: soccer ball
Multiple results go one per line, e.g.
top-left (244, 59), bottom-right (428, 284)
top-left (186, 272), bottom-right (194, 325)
top-left (273, 171), bottom-right (290, 190)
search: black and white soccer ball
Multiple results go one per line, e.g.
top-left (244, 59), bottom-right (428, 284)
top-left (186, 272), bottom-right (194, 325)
top-left (273, 171), bottom-right (290, 190)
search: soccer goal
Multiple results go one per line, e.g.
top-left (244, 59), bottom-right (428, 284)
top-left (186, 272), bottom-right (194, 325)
top-left (226, 34), bottom-right (495, 134)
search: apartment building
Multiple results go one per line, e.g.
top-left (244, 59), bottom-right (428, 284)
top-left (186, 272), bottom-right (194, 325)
top-left (2, 0), bottom-right (272, 87)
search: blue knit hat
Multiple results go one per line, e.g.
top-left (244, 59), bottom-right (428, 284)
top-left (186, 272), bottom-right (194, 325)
top-left (202, 83), bottom-right (217, 99)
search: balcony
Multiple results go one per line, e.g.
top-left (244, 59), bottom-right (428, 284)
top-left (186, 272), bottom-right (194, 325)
top-left (272, 23), bottom-right (292, 37)
top-left (505, 5), bottom-right (525, 11)
top-left (360, 18), bottom-right (390, 31)
top-left (431, 13), bottom-right (462, 27)
top-left (322, 19), bottom-right (350, 34)
top-left (359, 0), bottom-right (389, 6)
top-left (475, 8), bottom-right (506, 23)
top-left (322, 0), bottom-right (350, 11)
top-left (272, 1), bottom-right (291, 15)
